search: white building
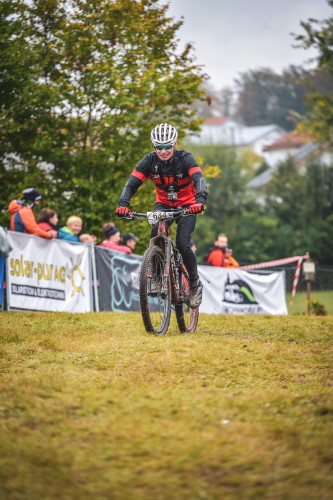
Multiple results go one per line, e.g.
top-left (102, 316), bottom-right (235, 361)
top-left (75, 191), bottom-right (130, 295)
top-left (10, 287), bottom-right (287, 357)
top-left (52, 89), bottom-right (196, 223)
top-left (189, 116), bottom-right (285, 157)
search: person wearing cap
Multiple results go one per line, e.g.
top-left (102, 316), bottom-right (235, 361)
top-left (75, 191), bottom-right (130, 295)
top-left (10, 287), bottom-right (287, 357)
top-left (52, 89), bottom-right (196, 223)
top-left (99, 223), bottom-right (131, 254)
top-left (121, 232), bottom-right (139, 254)
top-left (115, 123), bottom-right (208, 309)
top-left (8, 188), bottom-right (55, 239)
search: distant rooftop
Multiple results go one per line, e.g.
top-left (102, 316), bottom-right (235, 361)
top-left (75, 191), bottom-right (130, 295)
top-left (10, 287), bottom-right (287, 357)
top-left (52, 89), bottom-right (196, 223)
top-left (204, 116), bottom-right (229, 126)
top-left (263, 131), bottom-right (312, 151)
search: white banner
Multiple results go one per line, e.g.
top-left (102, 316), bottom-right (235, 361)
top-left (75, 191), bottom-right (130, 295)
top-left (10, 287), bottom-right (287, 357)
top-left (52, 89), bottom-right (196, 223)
top-left (198, 266), bottom-right (287, 315)
top-left (7, 232), bottom-right (92, 312)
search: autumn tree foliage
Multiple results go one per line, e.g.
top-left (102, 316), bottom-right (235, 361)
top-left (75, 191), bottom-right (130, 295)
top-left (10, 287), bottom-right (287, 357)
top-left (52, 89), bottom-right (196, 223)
top-left (293, 0), bottom-right (333, 141)
top-left (0, 0), bottom-right (205, 236)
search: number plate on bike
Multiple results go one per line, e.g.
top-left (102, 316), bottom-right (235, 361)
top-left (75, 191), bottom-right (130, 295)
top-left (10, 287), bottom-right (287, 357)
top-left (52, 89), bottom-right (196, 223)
top-left (147, 212), bottom-right (175, 225)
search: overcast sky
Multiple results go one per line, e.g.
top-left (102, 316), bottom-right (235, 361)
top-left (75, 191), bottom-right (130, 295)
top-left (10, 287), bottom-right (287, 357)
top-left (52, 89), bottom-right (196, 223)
top-left (164, 0), bottom-right (331, 90)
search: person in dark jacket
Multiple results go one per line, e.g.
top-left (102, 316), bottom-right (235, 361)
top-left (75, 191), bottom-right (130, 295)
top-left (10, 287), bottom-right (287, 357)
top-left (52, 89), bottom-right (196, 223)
top-left (115, 123), bottom-right (208, 308)
top-left (8, 188), bottom-right (54, 240)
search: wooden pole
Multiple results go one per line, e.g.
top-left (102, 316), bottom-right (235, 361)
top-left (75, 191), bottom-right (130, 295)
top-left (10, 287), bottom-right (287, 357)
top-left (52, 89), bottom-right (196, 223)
top-left (306, 281), bottom-right (311, 315)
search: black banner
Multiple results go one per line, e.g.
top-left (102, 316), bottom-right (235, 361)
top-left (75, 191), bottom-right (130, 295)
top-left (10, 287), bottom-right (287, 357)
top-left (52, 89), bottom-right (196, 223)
top-left (95, 247), bottom-right (142, 312)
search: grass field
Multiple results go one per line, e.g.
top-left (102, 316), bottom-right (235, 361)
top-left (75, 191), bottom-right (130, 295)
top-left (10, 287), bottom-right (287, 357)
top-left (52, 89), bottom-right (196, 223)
top-left (0, 312), bottom-right (332, 499)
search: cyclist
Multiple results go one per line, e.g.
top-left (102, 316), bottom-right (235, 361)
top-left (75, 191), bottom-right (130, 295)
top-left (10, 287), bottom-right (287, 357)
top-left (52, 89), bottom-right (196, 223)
top-left (115, 123), bottom-right (208, 308)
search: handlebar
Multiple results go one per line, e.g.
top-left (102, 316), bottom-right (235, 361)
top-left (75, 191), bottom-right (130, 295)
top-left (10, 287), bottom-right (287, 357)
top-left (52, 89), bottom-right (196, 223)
top-left (115, 208), bottom-right (204, 222)
top-left (129, 209), bottom-right (189, 220)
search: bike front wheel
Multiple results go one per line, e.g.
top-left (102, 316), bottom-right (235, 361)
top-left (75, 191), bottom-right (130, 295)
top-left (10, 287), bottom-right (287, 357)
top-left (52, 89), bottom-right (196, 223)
top-left (140, 245), bottom-right (171, 334)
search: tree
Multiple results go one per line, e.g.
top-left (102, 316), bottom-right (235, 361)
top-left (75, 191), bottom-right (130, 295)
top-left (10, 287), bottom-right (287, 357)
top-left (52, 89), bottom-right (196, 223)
top-left (0, 0), bottom-right (205, 243)
top-left (183, 143), bottom-right (254, 261)
top-left (293, 1), bottom-right (333, 140)
top-left (263, 157), bottom-right (333, 263)
top-left (234, 65), bottom-right (331, 131)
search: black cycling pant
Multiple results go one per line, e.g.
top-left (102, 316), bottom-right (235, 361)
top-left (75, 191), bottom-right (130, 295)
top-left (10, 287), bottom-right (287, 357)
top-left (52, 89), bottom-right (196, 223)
top-left (151, 203), bottom-right (199, 284)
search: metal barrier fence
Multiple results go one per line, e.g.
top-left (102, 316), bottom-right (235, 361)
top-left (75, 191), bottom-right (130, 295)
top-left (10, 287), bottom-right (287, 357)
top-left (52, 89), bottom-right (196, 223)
top-left (254, 265), bottom-right (333, 292)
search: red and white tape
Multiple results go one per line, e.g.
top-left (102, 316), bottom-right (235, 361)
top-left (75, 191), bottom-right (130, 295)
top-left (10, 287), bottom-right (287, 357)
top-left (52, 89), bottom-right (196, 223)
top-left (239, 254), bottom-right (309, 270)
top-left (239, 253), bottom-right (310, 304)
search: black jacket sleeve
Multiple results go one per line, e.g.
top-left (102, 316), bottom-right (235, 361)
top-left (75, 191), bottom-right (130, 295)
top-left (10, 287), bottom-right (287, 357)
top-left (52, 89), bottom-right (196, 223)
top-left (118, 154), bottom-right (151, 207)
top-left (182, 152), bottom-right (208, 204)
top-left (118, 175), bottom-right (143, 207)
top-left (191, 170), bottom-right (208, 204)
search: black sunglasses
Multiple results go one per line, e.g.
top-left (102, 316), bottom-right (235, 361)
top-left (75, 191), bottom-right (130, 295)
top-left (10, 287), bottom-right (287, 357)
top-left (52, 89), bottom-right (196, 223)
top-left (155, 144), bottom-right (174, 150)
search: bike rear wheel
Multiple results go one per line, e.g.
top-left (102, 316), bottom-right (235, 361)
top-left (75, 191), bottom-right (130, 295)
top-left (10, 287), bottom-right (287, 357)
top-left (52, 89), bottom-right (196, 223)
top-left (140, 245), bottom-right (171, 334)
top-left (175, 267), bottom-right (199, 333)
top-left (175, 303), bottom-right (199, 333)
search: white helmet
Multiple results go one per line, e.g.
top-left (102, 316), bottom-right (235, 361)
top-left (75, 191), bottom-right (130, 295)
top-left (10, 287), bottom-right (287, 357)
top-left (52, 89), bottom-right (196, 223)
top-left (151, 123), bottom-right (178, 146)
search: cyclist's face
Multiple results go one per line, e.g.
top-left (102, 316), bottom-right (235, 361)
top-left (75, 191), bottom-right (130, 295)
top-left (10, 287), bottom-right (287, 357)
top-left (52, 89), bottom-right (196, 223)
top-left (155, 141), bottom-right (177, 161)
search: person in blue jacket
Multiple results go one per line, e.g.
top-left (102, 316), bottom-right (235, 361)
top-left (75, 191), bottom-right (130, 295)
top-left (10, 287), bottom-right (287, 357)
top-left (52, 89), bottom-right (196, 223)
top-left (58, 216), bottom-right (82, 242)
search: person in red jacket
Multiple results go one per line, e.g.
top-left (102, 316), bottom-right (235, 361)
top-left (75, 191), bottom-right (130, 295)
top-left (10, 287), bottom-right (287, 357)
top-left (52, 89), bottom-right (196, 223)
top-left (99, 222), bottom-right (132, 254)
top-left (8, 188), bottom-right (55, 240)
top-left (205, 233), bottom-right (228, 266)
top-left (36, 208), bottom-right (58, 237)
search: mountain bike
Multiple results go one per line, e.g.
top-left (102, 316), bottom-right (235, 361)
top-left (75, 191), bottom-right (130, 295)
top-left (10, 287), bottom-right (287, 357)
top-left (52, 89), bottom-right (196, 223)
top-left (125, 209), bottom-right (199, 335)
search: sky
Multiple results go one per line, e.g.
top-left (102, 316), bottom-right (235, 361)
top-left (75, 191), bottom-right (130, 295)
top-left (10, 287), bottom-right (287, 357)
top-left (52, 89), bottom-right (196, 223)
top-left (165, 0), bottom-right (331, 90)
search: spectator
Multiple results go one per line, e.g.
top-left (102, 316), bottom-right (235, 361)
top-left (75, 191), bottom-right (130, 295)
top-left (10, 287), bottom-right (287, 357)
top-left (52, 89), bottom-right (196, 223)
top-left (205, 233), bottom-right (228, 266)
top-left (224, 247), bottom-right (240, 268)
top-left (79, 233), bottom-right (97, 244)
top-left (99, 223), bottom-right (131, 253)
top-left (58, 216), bottom-right (82, 242)
top-left (36, 208), bottom-right (58, 238)
top-left (8, 188), bottom-right (54, 240)
top-left (122, 232), bottom-right (139, 254)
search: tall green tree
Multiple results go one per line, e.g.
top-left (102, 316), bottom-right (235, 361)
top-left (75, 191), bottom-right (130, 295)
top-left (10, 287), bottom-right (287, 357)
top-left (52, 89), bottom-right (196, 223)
top-left (263, 157), bottom-right (333, 263)
top-left (0, 0), bottom-right (205, 239)
top-left (293, 0), bottom-right (333, 140)
top-left (235, 66), bottom-right (311, 130)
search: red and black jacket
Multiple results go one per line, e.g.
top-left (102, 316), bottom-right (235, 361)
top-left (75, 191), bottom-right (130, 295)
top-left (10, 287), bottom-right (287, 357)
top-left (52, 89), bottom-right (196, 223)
top-left (118, 149), bottom-right (208, 208)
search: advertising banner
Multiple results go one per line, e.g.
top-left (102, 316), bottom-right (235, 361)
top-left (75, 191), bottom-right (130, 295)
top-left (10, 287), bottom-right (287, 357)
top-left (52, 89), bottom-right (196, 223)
top-left (0, 252), bottom-right (4, 307)
top-left (199, 266), bottom-right (287, 315)
top-left (96, 246), bottom-right (287, 315)
top-left (96, 247), bottom-right (142, 312)
top-left (7, 232), bottom-right (92, 312)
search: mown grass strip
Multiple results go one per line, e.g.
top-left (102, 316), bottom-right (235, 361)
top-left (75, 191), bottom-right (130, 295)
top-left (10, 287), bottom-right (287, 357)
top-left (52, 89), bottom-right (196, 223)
top-left (0, 312), bottom-right (332, 499)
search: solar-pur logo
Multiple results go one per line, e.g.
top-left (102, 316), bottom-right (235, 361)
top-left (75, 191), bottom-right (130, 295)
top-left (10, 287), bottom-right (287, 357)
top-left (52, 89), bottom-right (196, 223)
top-left (223, 276), bottom-right (258, 305)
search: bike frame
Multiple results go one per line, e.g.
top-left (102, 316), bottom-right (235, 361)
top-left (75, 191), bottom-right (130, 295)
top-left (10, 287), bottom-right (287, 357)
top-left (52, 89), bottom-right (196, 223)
top-left (148, 220), bottom-right (178, 301)
top-left (127, 210), bottom-right (189, 304)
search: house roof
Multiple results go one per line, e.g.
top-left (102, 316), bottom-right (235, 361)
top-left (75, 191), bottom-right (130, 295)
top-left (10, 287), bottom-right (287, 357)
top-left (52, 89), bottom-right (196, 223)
top-left (247, 167), bottom-right (277, 189)
top-left (204, 116), bottom-right (229, 126)
top-left (198, 118), bottom-right (285, 147)
top-left (248, 141), bottom-right (325, 189)
top-left (263, 131), bottom-right (312, 151)
top-left (237, 124), bottom-right (283, 146)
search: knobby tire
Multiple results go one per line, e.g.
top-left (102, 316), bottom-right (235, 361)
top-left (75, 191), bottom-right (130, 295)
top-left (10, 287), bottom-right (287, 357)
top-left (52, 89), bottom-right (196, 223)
top-left (174, 266), bottom-right (199, 333)
top-left (140, 245), bottom-right (171, 334)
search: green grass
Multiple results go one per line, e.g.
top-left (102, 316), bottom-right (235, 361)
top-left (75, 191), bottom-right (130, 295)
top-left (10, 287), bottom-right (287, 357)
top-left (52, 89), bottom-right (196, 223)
top-left (287, 290), bottom-right (333, 315)
top-left (0, 312), bottom-right (332, 499)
